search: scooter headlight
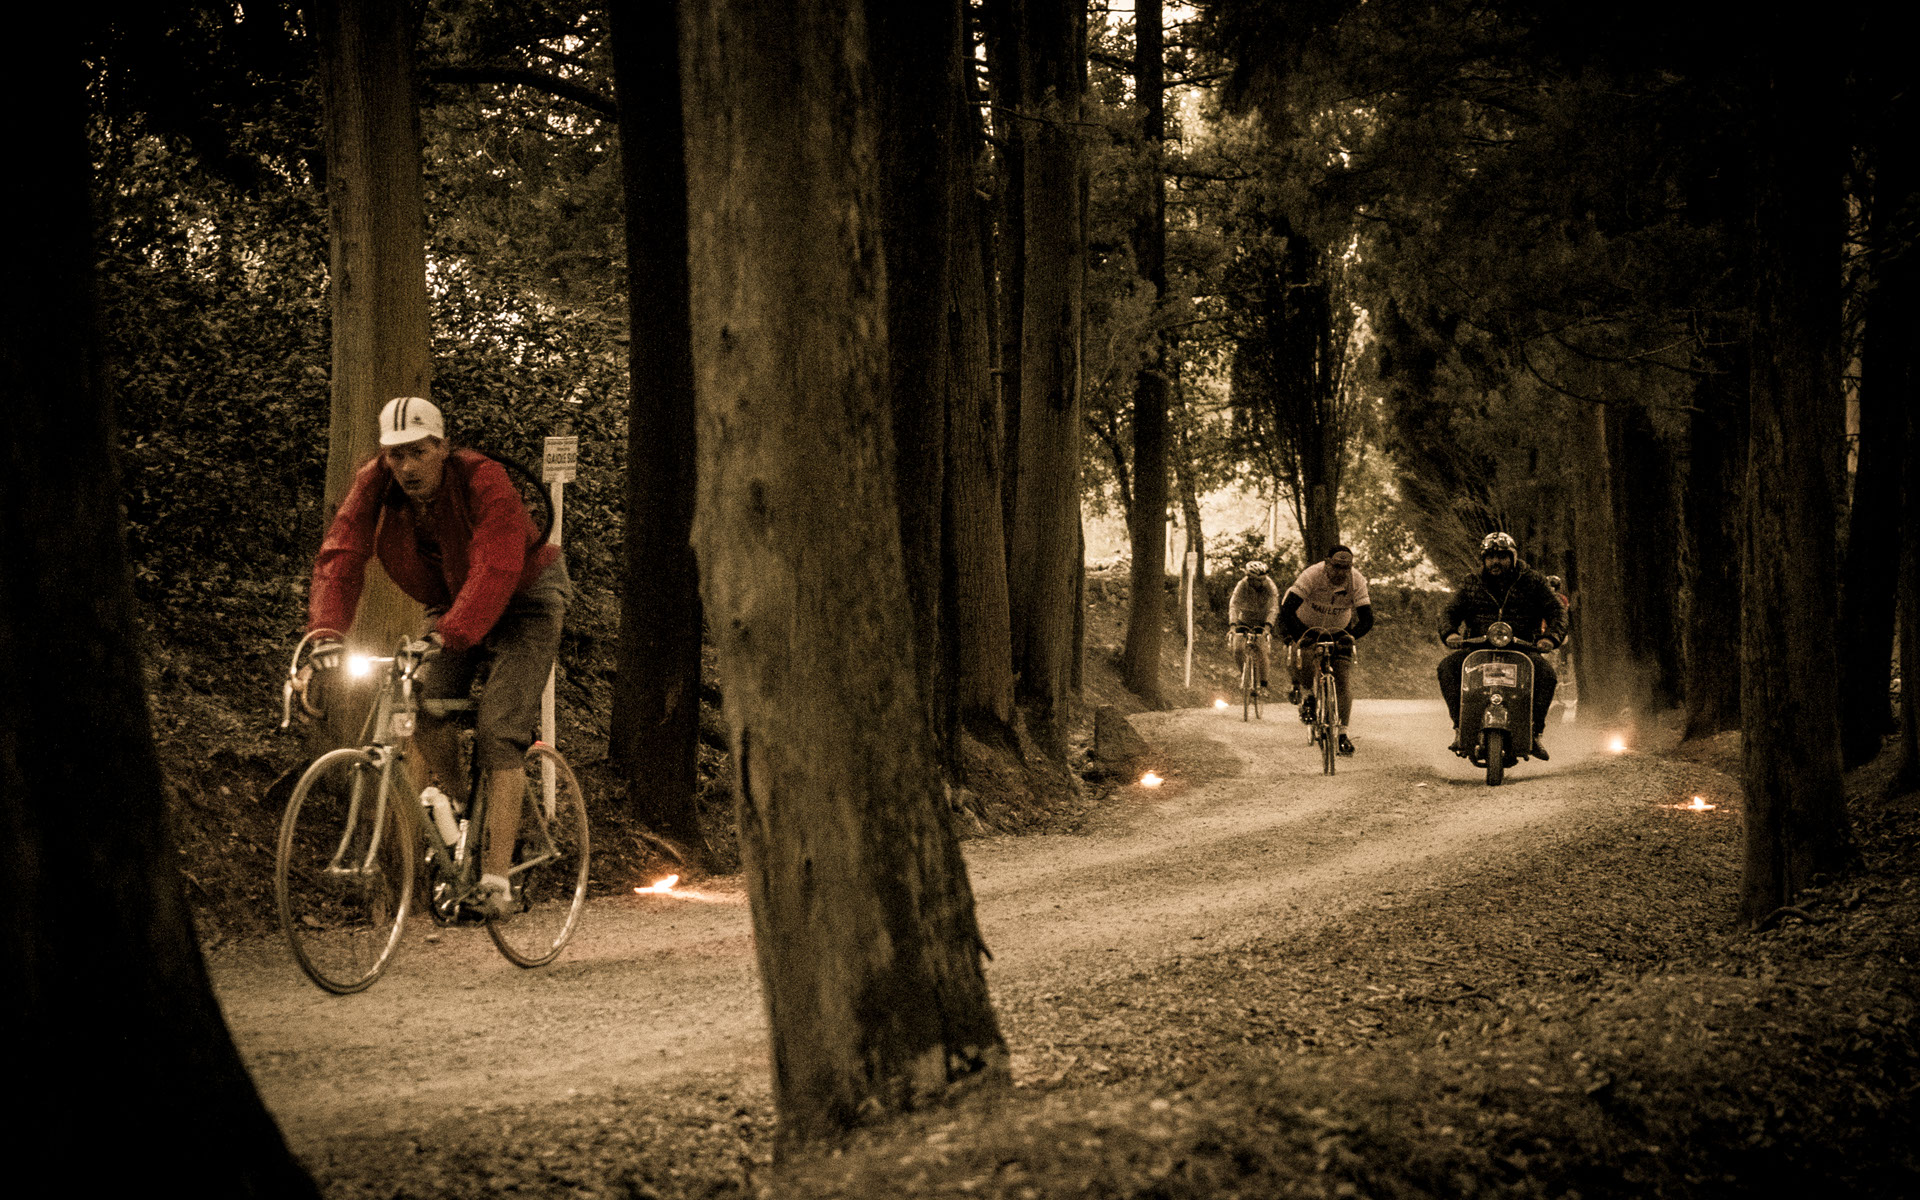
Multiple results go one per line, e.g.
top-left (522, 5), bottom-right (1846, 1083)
top-left (1488, 621), bottom-right (1514, 648)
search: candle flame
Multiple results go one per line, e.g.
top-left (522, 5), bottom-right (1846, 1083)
top-left (1214, 699), bottom-right (1228, 710)
top-left (1608, 736), bottom-right (1627, 754)
top-left (1140, 772), bottom-right (1164, 787)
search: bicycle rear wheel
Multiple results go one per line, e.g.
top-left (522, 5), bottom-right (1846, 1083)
top-left (487, 744), bottom-right (591, 967)
top-left (275, 749), bottom-right (413, 994)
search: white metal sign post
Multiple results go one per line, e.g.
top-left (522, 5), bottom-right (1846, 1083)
top-left (540, 435), bottom-right (577, 815)
top-left (1183, 551), bottom-right (1198, 688)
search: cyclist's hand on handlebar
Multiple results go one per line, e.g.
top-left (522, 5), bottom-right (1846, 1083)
top-left (310, 637), bottom-right (345, 672)
top-left (1444, 633), bottom-right (1464, 649)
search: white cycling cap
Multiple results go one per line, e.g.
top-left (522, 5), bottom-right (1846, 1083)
top-left (378, 396), bottom-right (444, 446)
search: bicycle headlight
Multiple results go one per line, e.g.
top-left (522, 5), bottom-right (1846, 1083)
top-left (348, 654), bottom-right (374, 678)
top-left (1488, 622), bottom-right (1514, 648)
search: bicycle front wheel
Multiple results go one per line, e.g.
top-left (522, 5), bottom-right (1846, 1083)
top-left (487, 744), bottom-right (591, 967)
top-left (1317, 674), bottom-right (1338, 775)
top-left (275, 748), bottom-right (413, 994)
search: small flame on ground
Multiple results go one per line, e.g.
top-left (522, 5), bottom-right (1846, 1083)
top-left (1214, 698), bottom-right (1228, 710)
top-left (634, 874), bottom-right (680, 894)
top-left (1608, 736), bottom-right (1628, 754)
top-left (1683, 796), bottom-right (1716, 811)
top-left (1140, 772), bottom-right (1164, 787)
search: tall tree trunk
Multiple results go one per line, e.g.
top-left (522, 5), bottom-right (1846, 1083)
top-left (1174, 383), bottom-right (1206, 623)
top-left (1119, 0), bottom-right (1167, 706)
top-left (679, 0), bottom-right (1007, 1147)
top-left (1615, 404), bottom-right (1684, 707)
top-left (947, 45), bottom-right (1017, 732)
top-left (2, 44), bottom-right (317, 1192)
top-left (1681, 325), bottom-right (1746, 738)
top-left (1899, 389), bottom-right (1920, 792)
top-left (310, 0), bottom-right (430, 744)
top-left (982, 0), bottom-right (1027, 555)
top-left (1838, 135), bottom-right (1912, 768)
top-left (607, 1), bottom-right (706, 864)
top-left (871, 0), bottom-right (960, 765)
top-left (1570, 402), bottom-right (1639, 721)
top-left (1007, 0), bottom-right (1088, 753)
top-left (1737, 41), bottom-right (1856, 925)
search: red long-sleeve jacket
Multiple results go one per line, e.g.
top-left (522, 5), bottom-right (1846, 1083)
top-left (308, 449), bottom-right (558, 652)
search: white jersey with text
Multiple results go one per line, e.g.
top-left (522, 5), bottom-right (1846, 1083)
top-left (1286, 560), bottom-right (1370, 631)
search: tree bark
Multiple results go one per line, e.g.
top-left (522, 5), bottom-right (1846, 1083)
top-left (1119, 0), bottom-right (1168, 706)
top-left (607, 0), bottom-right (706, 865)
top-left (1681, 324), bottom-right (1746, 739)
top-left (310, 0), bottom-right (430, 743)
top-left (870, 0), bottom-right (960, 764)
top-left (1838, 133), bottom-right (1912, 768)
top-left (946, 35), bottom-right (1018, 732)
top-left (1570, 402), bottom-right (1639, 722)
top-left (2, 42), bottom-right (317, 1192)
top-left (981, 0), bottom-right (1027, 554)
top-left (1614, 403), bottom-right (1684, 707)
top-left (1006, 0), bottom-right (1088, 753)
top-left (679, 0), bottom-right (1008, 1147)
top-left (1737, 41), bottom-right (1856, 925)
top-left (1174, 385), bottom-right (1206, 624)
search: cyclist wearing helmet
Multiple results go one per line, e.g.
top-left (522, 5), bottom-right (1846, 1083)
top-left (1281, 546), bottom-right (1373, 756)
top-left (1436, 532), bottom-right (1565, 758)
top-left (1228, 559), bottom-right (1281, 692)
top-left (305, 396), bottom-right (572, 920)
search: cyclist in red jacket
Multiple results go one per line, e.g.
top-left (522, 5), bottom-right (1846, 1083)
top-left (307, 397), bottom-right (570, 920)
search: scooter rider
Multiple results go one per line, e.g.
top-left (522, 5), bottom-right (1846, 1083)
top-left (1228, 560), bottom-right (1281, 692)
top-left (1437, 532), bottom-right (1565, 759)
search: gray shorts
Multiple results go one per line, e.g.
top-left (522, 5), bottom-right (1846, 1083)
top-left (421, 559), bottom-right (571, 770)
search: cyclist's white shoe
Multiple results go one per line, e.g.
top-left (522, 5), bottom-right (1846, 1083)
top-left (474, 873), bottom-right (514, 921)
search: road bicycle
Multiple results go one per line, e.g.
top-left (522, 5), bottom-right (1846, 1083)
top-left (274, 631), bottom-right (590, 993)
top-left (1302, 630), bottom-right (1351, 776)
top-left (1231, 624), bottom-right (1268, 721)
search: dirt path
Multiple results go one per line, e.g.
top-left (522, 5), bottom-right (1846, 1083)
top-left (210, 699), bottom-right (1674, 1151)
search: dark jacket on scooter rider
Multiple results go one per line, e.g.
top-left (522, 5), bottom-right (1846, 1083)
top-left (1437, 563), bottom-right (1567, 647)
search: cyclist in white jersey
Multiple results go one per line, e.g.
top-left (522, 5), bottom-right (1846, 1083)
top-left (1281, 546), bottom-right (1374, 755)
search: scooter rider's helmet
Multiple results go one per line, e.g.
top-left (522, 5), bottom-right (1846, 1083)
top-left (1244, 560), bottom-right (1269, 576)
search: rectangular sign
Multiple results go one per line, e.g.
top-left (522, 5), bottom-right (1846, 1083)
top-left (542, 435), bottom-right (578, 484)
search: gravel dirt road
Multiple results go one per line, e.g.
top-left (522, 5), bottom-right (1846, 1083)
top-left (211, 698), bottom-right (1679, 1163)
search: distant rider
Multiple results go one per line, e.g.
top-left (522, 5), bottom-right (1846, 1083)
top-left (305, 396), bottom-right (571, 920)
top-left (1436, 532), bottom-right (1565, 759)
top-left (1227, 560), bottom-right (1281, 693)
top-left (1281, 545), bottom-right (1373, 756)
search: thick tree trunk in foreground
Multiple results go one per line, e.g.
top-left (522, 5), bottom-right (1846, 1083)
top-left (1007, 0), bottom-right (1088, 753)
top-left (311, 0), bottom-right (429, 742)
top-left (607, 1), bottom-right (706, 864)
top-left (680, 0), bottom-right (1007, 1147)
top-left (1, 48), bottom-right (316, 1194)
top-left (1738, 44), bottom-right (1856, 925)
top-left (1118, 0), bottom-right (1168, 707)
